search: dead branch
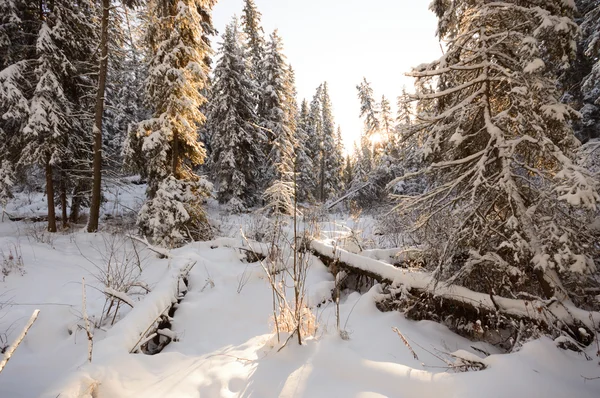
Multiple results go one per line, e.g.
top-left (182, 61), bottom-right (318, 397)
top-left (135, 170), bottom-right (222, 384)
top-left (0, 309), bottom-right (40, 374)
top-left (392, 327), bottom-right (419, 360)
top-left (82, 278), bottom-right (94, 363)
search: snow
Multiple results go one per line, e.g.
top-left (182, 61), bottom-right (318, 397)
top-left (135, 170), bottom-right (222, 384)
top-left (524, 58), bottom-right (545, 73)
top-left (0, 207), bottom-right (598, 397)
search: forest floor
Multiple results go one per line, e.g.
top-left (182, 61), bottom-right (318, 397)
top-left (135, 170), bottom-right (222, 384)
top-left (0, 181), bottom-right (599, 397)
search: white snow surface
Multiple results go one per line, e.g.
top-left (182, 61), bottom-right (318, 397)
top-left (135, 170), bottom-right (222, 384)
top-left (0, 206), bottom-right (598, 397)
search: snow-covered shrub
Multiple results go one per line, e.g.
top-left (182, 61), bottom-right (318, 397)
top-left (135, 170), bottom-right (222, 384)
top-left (0, 160), bottom-right (15, 205)
top-left (24, 222), bottom-right (56, 247)
top-left (262, 178), bottom-right (296, 216)
top-left (272, 303), bottom-right (316, 338)
top-left (138, 176), bottom-right (214, 248)
top-left (82, 234), bottom-right (150, 328)
top-left (373, 210), bottom-right (415, 249)
top-left (1, 242), bottom-right (25, 280)
top-left (242, 213), bottom-right (274, 243)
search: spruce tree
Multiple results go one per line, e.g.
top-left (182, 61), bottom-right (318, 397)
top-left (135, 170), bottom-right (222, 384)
top-left (0, 0), bottom-right (38, 204)
top-left (241, 0), bottom-right (265, 84)
top-left (307, 85), bottom-right (323, 199)
top-left (124, 0), bottom-right (216, 246)
top-left (319, 82), bottom-right (339, 201)
top-left (260, 32), bottom-right (299, 214)
top-left (379, 95), bottom-right (396, 153)
top-left (398, 0), bottom-right (599, 303)
top-left (103, 9), bottom-right (147, 169)
top-left (88, 0), bottom-right (142, 232)
top-left (207, 18), bottom-right (265, 212)
top-left (21, 0), bottom-right (97, 232)
top-left (343, 154), bottom-right (353, 191)
top-left (260, 31), bottom-right (294, 182)
top-left (333, 125), bottom-right (345, 191)
top-left (578, 0), bottom-right (600, 141)
top-left (296, 99), bottom-right (315, 202)
top-left (285, 66), bottom-right (313, 203)
top-left (356, 77), bottom-right (380, 138)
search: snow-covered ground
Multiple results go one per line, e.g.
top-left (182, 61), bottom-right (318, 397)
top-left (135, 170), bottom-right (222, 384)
top-left (0, 188), bottom-right (599, 397)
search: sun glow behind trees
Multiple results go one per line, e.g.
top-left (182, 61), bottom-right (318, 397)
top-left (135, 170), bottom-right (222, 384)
top-left (212, 0), bottom-right (441, 152)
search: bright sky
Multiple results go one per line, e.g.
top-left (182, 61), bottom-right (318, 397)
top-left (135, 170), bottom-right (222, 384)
top-left (212, 0), bottom-right (442, 153)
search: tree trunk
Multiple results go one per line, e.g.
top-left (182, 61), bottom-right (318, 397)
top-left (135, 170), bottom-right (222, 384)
top-left (319, 150), bottom-right (325, 202)
top-left (60, 174), bottom-right (68, 229)
top-left (88, 0), bottom-right (110, 233)
top-left (45, 160), bottom-right (57, 233)
top-left (70, 181), bottom-right (84, 223)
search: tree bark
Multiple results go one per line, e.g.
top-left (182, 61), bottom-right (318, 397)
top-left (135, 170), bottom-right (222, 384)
top-left (87, 0), bottom-right (110, 233)
top-left (70, 181), bottom-right (83, 223)
top-left (319, 149), bottom-right (325, 202)
top-left (60, 174), bottom-right (68, 229)
top-left (45, 159), bottom-right (57, 233)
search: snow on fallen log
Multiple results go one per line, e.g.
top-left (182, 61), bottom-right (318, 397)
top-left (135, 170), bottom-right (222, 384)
top-left (359, 247), bottom-right (423, 265)
top-left (51, 259), bottom-right (197, 397)
top-left (98, 260), bottom-right (194, 359)
top-left (310, 240), bottom-right (600, 348)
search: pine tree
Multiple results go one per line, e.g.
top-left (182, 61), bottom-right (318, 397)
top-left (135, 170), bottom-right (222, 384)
top-left (124, 0), bottom-right (216, 246)
top-left (207, 18), bottom-right (265, 212)
top-left (397, 0), bottom-right (598, 303)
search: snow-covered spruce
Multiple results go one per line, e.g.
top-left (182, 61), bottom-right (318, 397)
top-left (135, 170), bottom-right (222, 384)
top-left (206, 18), bottom-right (265, 212)
top-left (124, 0), bottom-right (216, 246)
top-left (392, 0), bottom-right (600, 308)
top-left (137, 176), bottom-right (213, 248)
top-left (20, 0), bottom-right (97, 232)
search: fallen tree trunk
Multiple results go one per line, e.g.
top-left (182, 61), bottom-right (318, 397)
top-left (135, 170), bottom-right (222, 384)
top-left (310, 240), bottom-right (599, 352)
top-left (3, 212), bottom-right (59, 223)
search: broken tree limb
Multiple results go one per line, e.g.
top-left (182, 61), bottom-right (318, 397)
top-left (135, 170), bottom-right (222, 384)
top-left (325, 182), bottom-right (371, 210)
top-left (0, 309), bottom-right (40, 374)
top-left (104, 287), bottom-right (136, 308)
top-left (82, 278), bottom-right (94, 363)
top-left (128, 235), bottom-right (171, 258)
top-left (310, 240), bottom-right (600, 350)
